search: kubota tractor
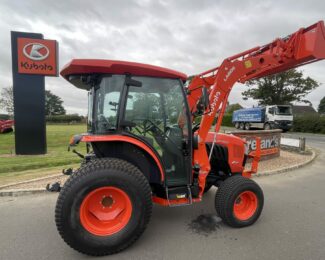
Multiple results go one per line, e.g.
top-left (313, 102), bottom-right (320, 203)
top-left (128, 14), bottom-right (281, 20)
top-left (55, 21), bottom-right (325, 256)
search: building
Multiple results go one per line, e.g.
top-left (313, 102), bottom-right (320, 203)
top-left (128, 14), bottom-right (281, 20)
top-left (292, 105), bottom-right (317, 116)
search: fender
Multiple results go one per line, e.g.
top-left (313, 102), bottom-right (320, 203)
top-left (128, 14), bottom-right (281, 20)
top-left (74, 134), bottom-right (165, 182)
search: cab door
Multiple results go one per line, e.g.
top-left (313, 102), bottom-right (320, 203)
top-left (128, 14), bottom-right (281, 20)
top-left (122, 76), bottom-right (192, 187)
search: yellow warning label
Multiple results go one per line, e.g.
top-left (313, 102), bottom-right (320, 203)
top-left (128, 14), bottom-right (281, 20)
top-left (244, 60), bottom-right (252, 68)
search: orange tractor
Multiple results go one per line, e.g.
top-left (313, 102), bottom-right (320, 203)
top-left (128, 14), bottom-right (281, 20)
top-left (55, 21), bottom-right (325, 256)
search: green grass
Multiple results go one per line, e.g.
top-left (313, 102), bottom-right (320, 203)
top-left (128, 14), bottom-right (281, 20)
top-left (0, 124), bottom-right (87, 175)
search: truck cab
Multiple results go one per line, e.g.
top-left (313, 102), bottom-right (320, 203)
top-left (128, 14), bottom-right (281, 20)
top-left (265, 105), bottom-right (293, 131)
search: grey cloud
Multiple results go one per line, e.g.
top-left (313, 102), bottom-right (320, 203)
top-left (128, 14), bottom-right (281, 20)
top-left (1, 0), bottom-right (325, 114)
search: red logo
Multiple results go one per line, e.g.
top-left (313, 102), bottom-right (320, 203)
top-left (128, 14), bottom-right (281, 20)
top-left (17, 38), bottom-right (58, 76)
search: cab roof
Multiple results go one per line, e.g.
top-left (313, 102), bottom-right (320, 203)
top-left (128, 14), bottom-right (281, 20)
top-left (60, 59), bottom-right (187, 81)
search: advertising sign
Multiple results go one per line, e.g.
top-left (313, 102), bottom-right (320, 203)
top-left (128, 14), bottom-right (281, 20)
top-left (11, 31), bottom-right (59, 154)
top-left (17, 37), bottom-right (58, 76)
top-left (230, 129), bottom-right (282, 160)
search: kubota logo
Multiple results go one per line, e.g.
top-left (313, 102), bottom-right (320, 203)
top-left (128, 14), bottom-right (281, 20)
top-left (223, 66), bottom-right (235, 82)
top-left (23, 43), bottom-right (49, 61)
top-left (208, 91), bottom-right (221, 116)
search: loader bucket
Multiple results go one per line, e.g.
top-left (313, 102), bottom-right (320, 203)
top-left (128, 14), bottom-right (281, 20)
top-left (295, 21), bottom-right (325, 60)
top-left (249, 21), bottom-right (325, 79)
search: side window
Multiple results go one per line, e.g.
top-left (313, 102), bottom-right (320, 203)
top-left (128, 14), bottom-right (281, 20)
top-left (125, 92), bottom-right (161, 123)
top-left (268, 107), bottom-right (274, 114)
top-left (87, 89), bottom-right (93, 132)
top-left (103, 92), bottom-right (120, 120)
top-left (94, 75), bottom-right (124, 133)
top-left (123, 77), bottom-right (190, 185)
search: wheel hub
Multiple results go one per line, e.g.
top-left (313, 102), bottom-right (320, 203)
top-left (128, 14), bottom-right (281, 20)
top-left (80, 186), bottom-right (132, 236)
top-left (101, 196), bottom-right (114, 208)
top-left (233, 191), bottom-right (258, 221)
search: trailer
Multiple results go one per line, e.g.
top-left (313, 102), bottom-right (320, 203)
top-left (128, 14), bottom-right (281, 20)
top-left (233, 105), bottom-right (293, 131)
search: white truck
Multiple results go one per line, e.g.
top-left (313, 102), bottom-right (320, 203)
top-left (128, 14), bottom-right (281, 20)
top-left (232, 105), bottom-right (293, 131)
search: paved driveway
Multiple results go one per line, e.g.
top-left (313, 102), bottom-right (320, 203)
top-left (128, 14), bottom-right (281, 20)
top-left (0, 133), bottom-right (324, 260)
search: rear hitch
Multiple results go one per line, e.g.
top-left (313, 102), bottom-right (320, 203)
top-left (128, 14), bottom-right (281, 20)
top-left (62, 168), bottom-right (74, 176)
top-left (46, 182), bottom-right (62, 192)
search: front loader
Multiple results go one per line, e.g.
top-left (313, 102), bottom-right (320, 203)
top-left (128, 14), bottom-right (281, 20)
top-left (55, 21), bottom-right (325, 256)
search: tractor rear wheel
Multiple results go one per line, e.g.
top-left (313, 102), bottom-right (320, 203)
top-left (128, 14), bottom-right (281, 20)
top-left (55, 158), bottom-right (152, 256)
top-left (215, 175), bottom-right (263, 227)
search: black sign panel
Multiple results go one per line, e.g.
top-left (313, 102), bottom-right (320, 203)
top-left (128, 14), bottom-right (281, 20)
top-left (11, 31), bottom-right (47, 154)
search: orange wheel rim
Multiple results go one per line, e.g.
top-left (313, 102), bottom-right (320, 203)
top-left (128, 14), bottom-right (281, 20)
top-left (233, 191), bottom-right (258, 221)
top-left (80, 187), bottom-right (132, 236)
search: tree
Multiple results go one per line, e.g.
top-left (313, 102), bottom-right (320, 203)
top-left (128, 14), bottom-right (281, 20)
top-left (226, 103), bottom-right (242, 114)
top-left (0, 87), bottom-right (66, 116)
top-left (45, 90), bottom-right (66, 116)
top-left (242, 69), bottom-right (319, 105)
top-left (318, 96), bottom-right (325, 114)
top-left (0, 86), bottom-right (14, 115)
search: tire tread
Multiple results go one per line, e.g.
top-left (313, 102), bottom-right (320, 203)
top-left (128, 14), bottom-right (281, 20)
top-left (55, 158), bottom-right (152, 256)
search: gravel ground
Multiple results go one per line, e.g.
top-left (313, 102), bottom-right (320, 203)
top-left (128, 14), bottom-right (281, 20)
top-left (245, 149), bottom-right (313, 173)
top-left (0, 149), bottom-right (313, 191)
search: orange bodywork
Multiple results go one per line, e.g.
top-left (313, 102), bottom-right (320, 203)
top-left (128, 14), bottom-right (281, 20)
top-left (152, 196), bottom-right (201, 206)
top-left (79, 135), bottom-right (165, 182)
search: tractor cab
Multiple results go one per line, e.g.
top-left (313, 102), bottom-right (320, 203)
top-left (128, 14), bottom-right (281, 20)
top-left (61, 60), bottom-right (192, 187)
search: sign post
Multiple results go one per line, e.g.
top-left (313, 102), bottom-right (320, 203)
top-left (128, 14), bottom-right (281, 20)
top-left (11, 31), bottom-right (58, 155)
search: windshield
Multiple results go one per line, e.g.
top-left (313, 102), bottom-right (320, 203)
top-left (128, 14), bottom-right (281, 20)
top-left (93, 75), bottom-right (125, 133)
top-left (276, 106), bottom-right (292, 115)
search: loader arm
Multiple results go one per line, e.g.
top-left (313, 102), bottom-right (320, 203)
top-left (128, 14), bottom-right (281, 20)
top-left (188, 21), bottom-right (325, 191)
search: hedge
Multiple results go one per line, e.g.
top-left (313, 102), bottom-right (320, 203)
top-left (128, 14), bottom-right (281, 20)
top-left (0, 114), bottom-right (10, 120)
top-left (46, 114), bottom-right (85, 123)
top-left (292, 115), bottom-right (325, 134)
top-left (194, 113), bottom-right (233, 127)
top-left (221, 113), bottom-right (233, 127)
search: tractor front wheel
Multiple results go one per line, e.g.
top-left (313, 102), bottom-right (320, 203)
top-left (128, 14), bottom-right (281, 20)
top-left (215, 175), bottom-right (264, 227)
top-left (55, 158), bottom-right (152, 256)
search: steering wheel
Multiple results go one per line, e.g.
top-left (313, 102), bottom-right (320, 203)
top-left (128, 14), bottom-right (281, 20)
top-left (143, 119), bottom-right (166, 136)
top-left (129, 118), bottom-right (157, 135)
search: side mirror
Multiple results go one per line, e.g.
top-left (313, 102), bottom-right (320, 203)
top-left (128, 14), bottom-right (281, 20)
top-left (125, 77), bottom-right (142, 87)
top-left (201, 87), bottom-right (209, 110)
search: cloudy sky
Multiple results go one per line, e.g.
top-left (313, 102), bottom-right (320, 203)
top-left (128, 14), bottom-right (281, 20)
top-left (1, 0), bottom-right (325, 115)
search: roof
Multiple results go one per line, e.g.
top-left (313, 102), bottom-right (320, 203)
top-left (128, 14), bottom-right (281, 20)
top-left (60, 59), bottom-right (187, 81)
top-left (292, 105), bottom-right (317, 114)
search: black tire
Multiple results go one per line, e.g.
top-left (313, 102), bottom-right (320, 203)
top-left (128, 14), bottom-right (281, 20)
top-left (244, 123), bottom-right (250, 130)
top-left (235, 122), bottom-right (240, 129)
top-left (264, 123), bottom-right (271, 130)
top-left (55, 158), bottom-right (152, 256)
top-left (239, 122), bottom-right (245, 130)
top-left (215, 175), bottom-right (264, 228)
